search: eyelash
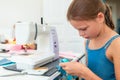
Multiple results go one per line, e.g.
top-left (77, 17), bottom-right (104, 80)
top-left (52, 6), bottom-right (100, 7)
top-left (82, 29), bottom-right (86, 31)
top-left (79, 28), bottom-right (86, 31)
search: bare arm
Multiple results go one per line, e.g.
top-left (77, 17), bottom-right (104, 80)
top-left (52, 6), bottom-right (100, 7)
top-left (111, 38), bottom-right (120, 80)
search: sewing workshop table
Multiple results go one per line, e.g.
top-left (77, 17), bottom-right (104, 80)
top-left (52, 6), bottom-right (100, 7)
top-left (0, 69), bottom-right (60, 80)
top-left (0, 57), bottom-right (61, 80)
top-left (0, 44), bottom-right (84, 80)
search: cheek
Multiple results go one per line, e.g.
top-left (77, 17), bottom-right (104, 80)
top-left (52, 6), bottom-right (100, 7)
top-left (89, 28), bottom-right (100, 37)
top-left (86, 28), bottom-right (99, 36)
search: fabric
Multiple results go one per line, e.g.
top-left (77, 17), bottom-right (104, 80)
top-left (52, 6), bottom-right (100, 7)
top-left (57, 58), bottom-right (78, 80)
top-left (86, 35), bottom-right (120, 80)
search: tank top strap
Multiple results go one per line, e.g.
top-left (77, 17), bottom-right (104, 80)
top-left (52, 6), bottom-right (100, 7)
top-left (104, 35), bottom-right (120, 49)
top-left (86, 35), bottom-right (120, 49)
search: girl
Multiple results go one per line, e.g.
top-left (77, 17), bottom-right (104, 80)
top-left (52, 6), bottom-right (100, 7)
top-left (60, 0), bottom-right (120, 80)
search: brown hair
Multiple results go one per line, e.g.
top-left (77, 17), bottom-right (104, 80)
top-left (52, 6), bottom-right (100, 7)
top-left (67, 0), bottom-right (115, 30)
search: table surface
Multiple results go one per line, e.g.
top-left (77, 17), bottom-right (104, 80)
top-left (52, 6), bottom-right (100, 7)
top-left (0, 57), bottom-right (61, 80)
top-left (0, 44), bottom-right (85, 80)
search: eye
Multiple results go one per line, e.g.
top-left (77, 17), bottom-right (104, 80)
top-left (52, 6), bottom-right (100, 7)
top-left (79, 26), bottom-right (88, 31)
top-left (81, 28), bottom-right (86, 31)
top-left (79, 28), bottom-right (87, 31)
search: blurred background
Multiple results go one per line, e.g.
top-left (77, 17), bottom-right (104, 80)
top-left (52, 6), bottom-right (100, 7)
top-left (0, 0), bottom-right (119, 53)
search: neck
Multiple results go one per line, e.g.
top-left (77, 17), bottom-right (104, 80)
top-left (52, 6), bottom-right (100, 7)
top-left (89, 25), bottom-right (117, 49)
top-left (93, 25), bottom-right (116, 41)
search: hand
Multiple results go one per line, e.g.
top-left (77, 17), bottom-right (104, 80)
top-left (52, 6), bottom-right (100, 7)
top-left (59, 62), bottom-right (102, 80)
top-left (59, 62), bottom-right (87, 77)
top-left (22, 43), bottom-right (36, 50)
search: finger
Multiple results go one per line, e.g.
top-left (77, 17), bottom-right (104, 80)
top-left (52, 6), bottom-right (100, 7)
top-left (69, 73), bottom-right (76, 76)
top-left (59, 63), bottom-right (66, 67)
top-left (66, 70), bottom-right (74, 75)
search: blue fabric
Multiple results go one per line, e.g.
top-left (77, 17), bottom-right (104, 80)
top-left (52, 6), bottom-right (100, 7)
top-left (86, 35), bottom-right (120, 80)
top-left (57, 58), bottom-right (78, 80)
top-left (0, 58), bottom-right (15, 66)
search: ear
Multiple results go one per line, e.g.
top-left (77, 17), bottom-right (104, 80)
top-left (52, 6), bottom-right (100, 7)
top-left (96, 12), bottom-right (105, 23)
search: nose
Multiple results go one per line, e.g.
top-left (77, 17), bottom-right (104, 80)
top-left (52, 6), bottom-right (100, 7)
top-left (79, 31), bottom-right (85, 36)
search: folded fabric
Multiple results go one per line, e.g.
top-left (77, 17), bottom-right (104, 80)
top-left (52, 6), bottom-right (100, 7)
top-left (0, 58), bottom-right (15, 66)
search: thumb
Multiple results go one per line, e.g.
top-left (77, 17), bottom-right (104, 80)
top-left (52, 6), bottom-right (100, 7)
top-left (59, 63), bottom-right (66, 67)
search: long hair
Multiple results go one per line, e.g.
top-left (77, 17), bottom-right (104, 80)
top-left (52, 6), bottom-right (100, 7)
top-left (67, 0), bottom-right (115, 30)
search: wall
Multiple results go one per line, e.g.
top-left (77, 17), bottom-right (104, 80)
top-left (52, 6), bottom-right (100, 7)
top-left (0, 0), bottom-right (85, 53)
top-left (0, 0), bottom-right (43, 38)
top-left (43, 0), bottom-right (85, 53)
top-left (116, 0), bottom-right (120, 18)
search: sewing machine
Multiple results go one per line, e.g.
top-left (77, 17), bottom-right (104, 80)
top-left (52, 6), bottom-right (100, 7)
top-left (10, 22), bottom-right (59, 70)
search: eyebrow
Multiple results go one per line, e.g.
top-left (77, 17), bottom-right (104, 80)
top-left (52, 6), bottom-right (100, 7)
top-left (78, 26), bottom-right (88, 30)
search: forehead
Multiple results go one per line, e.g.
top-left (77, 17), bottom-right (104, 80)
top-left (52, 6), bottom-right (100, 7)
top-left (70, 19), bottom-right (96, 28)
top-left (70, 20), bottom-right (88, 28)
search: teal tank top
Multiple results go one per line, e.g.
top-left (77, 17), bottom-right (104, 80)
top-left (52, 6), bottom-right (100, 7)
top-left (86, 35), bottom-right (120, 80)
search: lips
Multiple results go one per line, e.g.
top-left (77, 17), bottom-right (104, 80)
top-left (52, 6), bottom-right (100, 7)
top-left (84, 36), bottom-right (89, 39)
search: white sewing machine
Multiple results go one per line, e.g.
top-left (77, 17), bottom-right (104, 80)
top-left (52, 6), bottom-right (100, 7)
top-left (10, 22), bottom-right (59, 69)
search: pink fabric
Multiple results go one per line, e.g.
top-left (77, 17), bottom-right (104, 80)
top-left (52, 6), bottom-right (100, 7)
top-left (10, 44), bottom-right (22, 51)
top-left (59, 51), bottom-right (78, 59)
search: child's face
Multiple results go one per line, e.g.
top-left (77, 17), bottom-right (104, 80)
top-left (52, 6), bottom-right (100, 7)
top-left (70, 19), bottom-right (103, 39)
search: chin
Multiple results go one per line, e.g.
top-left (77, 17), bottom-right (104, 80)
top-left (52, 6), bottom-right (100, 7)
top-left (84, 36), bottom-right (89, 39)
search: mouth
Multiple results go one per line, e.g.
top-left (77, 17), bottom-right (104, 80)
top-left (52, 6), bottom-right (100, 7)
top-left (84, 36), bottom-right (89, 39)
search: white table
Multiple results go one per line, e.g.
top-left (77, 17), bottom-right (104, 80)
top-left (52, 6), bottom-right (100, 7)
top-left (0, 66), bottom-right (60, 80)
top-left (0, 56), bottom-right (60, 80)
top-left (0, 44), bottom-right (85, 80)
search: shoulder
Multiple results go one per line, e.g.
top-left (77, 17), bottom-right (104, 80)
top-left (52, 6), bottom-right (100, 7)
top-left (111, 36), bottom-right (120, 49)
top-left (110, 36), bottom-right (120, 53)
